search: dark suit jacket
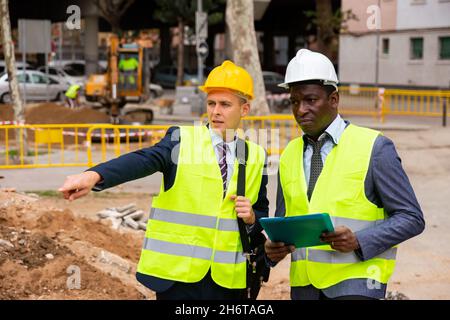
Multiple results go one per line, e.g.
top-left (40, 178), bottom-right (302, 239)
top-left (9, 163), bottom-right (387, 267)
top-left (89, 126), bottom-right (269, 292)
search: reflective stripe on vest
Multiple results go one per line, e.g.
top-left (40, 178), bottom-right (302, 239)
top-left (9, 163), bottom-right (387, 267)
top-left (143, 237), bottom-right (212, 260)
top-left (137, 125), bottom-right (266, 289)
top-left (149, 207), bottom-right (239, 232)
top-left (142, 237), bottom-right (247, 264)
top-left (292, 248), bottom-right (306, 262)
top-left (280, 124), bottom-right (397, 288)
top-left (308, 247), bottom-right (397, 264)
top-left (292, 247), bottom-right (397, 263)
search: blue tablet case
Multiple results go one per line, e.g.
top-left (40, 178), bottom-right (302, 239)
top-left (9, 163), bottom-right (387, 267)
top-left (260, 213), bottom-right (335, 248)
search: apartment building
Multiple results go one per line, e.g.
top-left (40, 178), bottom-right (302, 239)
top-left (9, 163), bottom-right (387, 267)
top-left (339, 0), bottom-right (450, 88)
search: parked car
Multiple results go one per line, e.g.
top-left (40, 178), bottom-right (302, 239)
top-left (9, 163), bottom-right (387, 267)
top-left (0, 61), bottom-right (34, 74)
top-left (49, 60), bottom-right (107, 74)
top-left (263, 71), bottom-right (287, 95)
top-left (37, 65), bottom-right (84, 86)
top-left (0, 70), bottom-right (70, 103)
top-left (152, 65), bottom-right (198, 88)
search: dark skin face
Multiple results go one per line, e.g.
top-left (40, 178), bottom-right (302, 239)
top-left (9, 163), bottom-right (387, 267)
top-left (290, 84), bottom-right (339, 140)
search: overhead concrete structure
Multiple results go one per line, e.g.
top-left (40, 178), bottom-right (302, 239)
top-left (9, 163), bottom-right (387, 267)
top-left (8, 0), bottom-right (340, 74)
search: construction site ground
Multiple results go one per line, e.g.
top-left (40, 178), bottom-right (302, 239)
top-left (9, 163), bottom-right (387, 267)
top-left (1, 102), bottom-right (449, 300)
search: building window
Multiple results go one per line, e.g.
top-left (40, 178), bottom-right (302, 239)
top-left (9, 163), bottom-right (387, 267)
top-left (410, 38), bottom-right (423, 60)
top-left (382, 38), bottom-right (390, 54)
top-left (439, 36), bottom-right (450, 60)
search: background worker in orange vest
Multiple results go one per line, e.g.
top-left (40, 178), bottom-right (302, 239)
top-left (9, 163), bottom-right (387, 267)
top-left (58, 60), bottom-right (269, 300)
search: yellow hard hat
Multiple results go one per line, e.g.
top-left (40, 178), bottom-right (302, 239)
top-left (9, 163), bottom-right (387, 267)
top-left (199, 60), bottom-right (254, 100)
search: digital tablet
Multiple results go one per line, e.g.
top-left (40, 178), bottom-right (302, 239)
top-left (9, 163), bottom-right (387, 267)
top-left (260, 213), bottom-right (334, 248)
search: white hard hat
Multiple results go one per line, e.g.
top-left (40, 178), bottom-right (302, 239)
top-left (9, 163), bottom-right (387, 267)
top-left (278, 49), bottom-right (339, 91)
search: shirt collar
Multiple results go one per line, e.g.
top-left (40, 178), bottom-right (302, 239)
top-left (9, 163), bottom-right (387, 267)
top-left (208, 125), bottom-right (237, 151)
top-left (324, 114), bottom-right (347, 145)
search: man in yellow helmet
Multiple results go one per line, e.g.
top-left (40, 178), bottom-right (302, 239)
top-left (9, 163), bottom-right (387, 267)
top-left (265, 49), bottom-right (425, 300)
top-left (65, 84), bottom-right (81, 109)
top-left (58, 61), bottom-right (269, 300)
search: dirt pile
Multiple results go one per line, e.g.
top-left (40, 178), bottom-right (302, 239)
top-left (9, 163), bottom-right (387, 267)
top-left (0, 189), bottom-right (152, 300)
top-left (0, 225), bottom-right (69, 269)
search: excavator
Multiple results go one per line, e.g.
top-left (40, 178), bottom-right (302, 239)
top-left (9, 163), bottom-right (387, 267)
top-left (84, 35), bottom-right (154, 124)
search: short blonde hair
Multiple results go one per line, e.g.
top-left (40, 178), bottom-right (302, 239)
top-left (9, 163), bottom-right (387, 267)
top-left (233, 90), bottom-right (251, 105)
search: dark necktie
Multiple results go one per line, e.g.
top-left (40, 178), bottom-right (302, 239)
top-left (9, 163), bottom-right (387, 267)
top-left (218, 143), bottom-right (228, 198)
top-left (307, 138), bottom-right (327, 201)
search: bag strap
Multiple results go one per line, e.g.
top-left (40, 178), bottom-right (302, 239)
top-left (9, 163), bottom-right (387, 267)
top-left (236, 138), bottom-right (252, 254)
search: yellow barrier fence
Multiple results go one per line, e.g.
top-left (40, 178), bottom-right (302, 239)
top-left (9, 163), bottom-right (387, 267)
top-left (266, 86), bottom-right (450, 122)
top-left (2, 87), bottom-right (449, 169)
top-left (1, 119), bottom-right (296, 169)
top-left (237, 114), bottom-right (300, 155)
top-left (338, 86), bottom-right (450, 122)
top-left (383, 89), bottom-right (450, 118)
top-left (339, 86), bottom-right (382, 119)
top-left (1, 124), bottom-right (93, 169)
top-left (85, 124), bottom-right (169, 166)
top-left (0, 124), bottom-right (170, 169)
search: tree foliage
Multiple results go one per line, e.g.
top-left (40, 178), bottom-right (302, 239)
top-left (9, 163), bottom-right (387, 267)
top-left (94, 0), bottom-right (136, 33)
top-left (304, 0), bottom-right (358, 59)
top-left (153, 0), bottom-right (225, 27)
top-left (153, 0), bottom-right (225, 85)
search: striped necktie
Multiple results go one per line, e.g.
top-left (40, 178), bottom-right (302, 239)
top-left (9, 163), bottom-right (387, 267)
top-left (218, 142), bottom-right (228, 198)
top-left (307, 137), bottom-right (327, 201)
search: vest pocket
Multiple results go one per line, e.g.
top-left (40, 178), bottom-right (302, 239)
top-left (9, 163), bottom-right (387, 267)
top-left (174, 171), bottom-right (206, 193)
top-left (284, 178), bottom-right (303, 199)
top-left (333, 172), bottom-right (365, 202)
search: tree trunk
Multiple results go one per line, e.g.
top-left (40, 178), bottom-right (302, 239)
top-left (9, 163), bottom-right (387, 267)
top-left (176, 18), bottom-right (185, 86)
top-left (0, 0), bottom-right (28, 157)
top-left (315, 0), bottom-right (334, 59)
top-left (263, 30), bottom-right (274, 71)
top-left (226, 0), bottom-right (269, 115)
top-left (205, 32), bottom-right (215, 67)
top-left (110, 19), bottom-right (121, 34)
top-left (159, 26), bottom-right (171, 66)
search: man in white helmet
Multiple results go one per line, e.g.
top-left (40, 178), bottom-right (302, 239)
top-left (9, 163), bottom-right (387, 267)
top-left (265, 49), bottom-right (425, 300)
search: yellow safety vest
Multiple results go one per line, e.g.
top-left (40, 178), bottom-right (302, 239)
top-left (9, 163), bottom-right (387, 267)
top-left (65, 84), bottom-right (80, 99)
top-left (279, 124), bottom-right (397, 289)
top-left (119, 57), bottom-right (139, 71)
top-left (137, 125), bottom-right (266, 289)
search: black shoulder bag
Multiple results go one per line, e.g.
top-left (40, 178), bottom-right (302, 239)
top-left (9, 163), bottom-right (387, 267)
top-left (236, 138), bottom-right (270, 300)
